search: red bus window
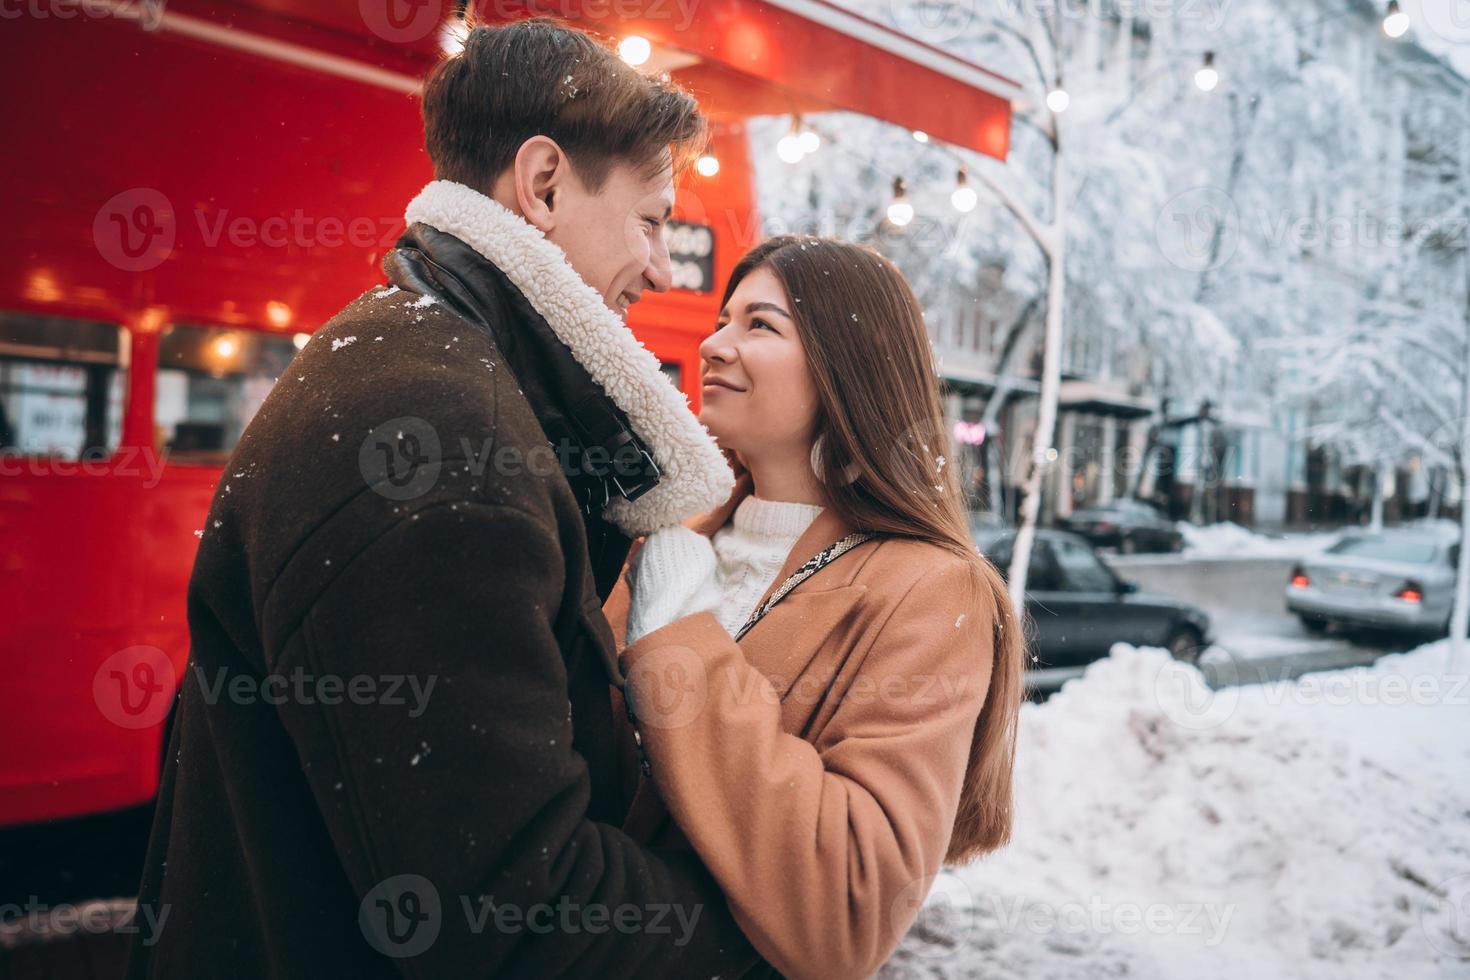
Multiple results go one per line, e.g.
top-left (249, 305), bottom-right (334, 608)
top-left (155, 325), bottom-right (296, 465)
top-left (0, 311), bottom-right (127, 461)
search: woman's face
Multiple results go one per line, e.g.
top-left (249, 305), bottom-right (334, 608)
top-left (697, 266), bottom-right (820, 460)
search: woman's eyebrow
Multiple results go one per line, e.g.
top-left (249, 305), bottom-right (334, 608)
top-left (745, 301), bottom-right (793, 320)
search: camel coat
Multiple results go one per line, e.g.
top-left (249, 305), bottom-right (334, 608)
top-left (604, 474), bottom-right (994, 980)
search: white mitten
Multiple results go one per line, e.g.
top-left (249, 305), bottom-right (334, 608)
top-left (625, 525), bottom-right (723, 645)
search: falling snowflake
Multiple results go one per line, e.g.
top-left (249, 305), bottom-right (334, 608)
top-left (331, 336), bottom-right (358, 351)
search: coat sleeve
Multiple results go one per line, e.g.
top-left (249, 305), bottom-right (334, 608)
top-left (269, 499), bottom-right (757, 979)
top-left (618, 558), bottom-right (993, 980)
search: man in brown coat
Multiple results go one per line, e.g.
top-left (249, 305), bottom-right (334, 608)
top-left (126, 19), bottom-right (754, 978)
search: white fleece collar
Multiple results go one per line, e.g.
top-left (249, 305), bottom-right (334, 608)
top-left (404, 180), bottom-right (733, 537)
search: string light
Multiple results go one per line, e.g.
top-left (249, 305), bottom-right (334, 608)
top-left (887, 177), bottom-right (914, 227)
top-left (618, 35), bottom-right (651, 66)
top-left (765, 9), bottom-right (1408, 228)
top-left (951, 166), bottom-right (978, 213)
top-left (696, 154), bottom-right (720, 177)
top-left (1382, 0), bottom-right (1409, 38)
top-left (777, 131), bottom-right (805, 163)
top-left (777, 115), bottom-right (823, 163)
top-left (1194, 51), bottom-right (1219, 92)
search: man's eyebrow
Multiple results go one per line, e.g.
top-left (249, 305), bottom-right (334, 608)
top-left (745, 301), bottom-right (793, 320)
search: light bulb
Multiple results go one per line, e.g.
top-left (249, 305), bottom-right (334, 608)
top-left (777, 133), bottom-right (805, 164)
top-left (1046, 88), bottom-right (1070, 113)
top-left (695, 154), bottom-right (720, 177)
top-left (1195, 51), bottom-right (1219, 92)
top-left (951, 185), bottom-right (978, 213)
top-left (887, 200), bottom-right (914, 226)
top-left (1383, 1), bottom-right (1409, 37)
top-left (798, 130), bottom-right (820, 155)
top-left (912, 130), bottom-right (929, 143)
top-left (618, 35), bottom-right (651, 66)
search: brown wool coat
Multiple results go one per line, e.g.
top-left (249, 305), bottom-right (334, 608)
top-left (604, 474), bottom-right (995, 980)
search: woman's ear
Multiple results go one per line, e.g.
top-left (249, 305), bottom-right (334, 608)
top-left (511, 136), bottom-right (566, 233)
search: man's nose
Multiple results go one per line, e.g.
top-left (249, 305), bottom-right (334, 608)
top-left (644, 231), bottom-right (674, 293)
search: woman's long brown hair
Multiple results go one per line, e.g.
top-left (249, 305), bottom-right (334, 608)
top-left (719, 235), bottom-right (1024, 862)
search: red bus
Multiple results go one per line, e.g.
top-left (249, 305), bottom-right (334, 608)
top-left (0, 0), bottom-right (1013, 829)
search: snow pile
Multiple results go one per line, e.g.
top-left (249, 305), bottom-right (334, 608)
top-left (1180, 521), bottom-right (1339, 559)
top-left (883, 641), bottom-right (1470, 979)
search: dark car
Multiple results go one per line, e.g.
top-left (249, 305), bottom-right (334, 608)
top-left (1058, 498), bottom-right (1184, 554)
top-left (976, 527), bottom-right (1213, 689)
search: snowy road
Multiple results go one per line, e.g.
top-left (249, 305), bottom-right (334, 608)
top-left (1105, 551), bottom-right (1415, 683)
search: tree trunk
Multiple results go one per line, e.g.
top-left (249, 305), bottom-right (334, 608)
top-left (1451, 446), bottom-right (1470, 663)
top-left (1450, 283), bottom-right (1470, 663)
top-left (1006, 154), bottom-right (1067, 616)
top-left (1369, 463), bottom-right (1386, 532)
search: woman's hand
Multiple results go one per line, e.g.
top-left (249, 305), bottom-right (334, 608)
top-left (624, 525), bottom-right (723, 644)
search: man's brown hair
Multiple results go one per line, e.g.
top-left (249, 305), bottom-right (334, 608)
top-left (422, 17), bottom-right (707, 193)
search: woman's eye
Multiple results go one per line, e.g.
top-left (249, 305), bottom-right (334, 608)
top-left (752, 318), bottom-right (776, 333)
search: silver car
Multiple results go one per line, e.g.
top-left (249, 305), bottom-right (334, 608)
top-left (1285, 528), bottom-right (1458, 635)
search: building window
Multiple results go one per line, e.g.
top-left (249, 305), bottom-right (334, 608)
top-left (0, 311), bottom-right (127, 460)
top-left (155, 325), bottom-right (297, 464)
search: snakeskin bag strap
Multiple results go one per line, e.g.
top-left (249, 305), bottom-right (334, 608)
top-left (733, 531), bottom-right (878, 641)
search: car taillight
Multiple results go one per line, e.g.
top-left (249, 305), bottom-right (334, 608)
top-left (1290, 566), bottom-right (1310, 588)
top-left (1394, 582), bottom-right (1423, 603)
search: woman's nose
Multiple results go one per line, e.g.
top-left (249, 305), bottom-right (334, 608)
top-left (699, 329), bottom-right (736, 364)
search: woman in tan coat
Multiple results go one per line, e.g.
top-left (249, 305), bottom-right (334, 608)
top-left (605, 236), bottom-right (1025, 980)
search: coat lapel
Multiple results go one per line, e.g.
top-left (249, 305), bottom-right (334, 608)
top-left (403, 180), bottom-right (733, 536)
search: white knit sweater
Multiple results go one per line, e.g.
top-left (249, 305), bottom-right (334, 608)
top-left (624, 496), bottom-right (825, 644)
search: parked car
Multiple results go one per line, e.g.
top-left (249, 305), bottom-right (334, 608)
top-left (1285, 527), bottom-right (1457, 637)
top-left (1058, 498), bottom-right (1184, 554)
top-left (975, 527), bottom-right (1214, 689)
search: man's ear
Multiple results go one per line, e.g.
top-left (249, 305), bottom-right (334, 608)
top-left (510, 136), bottom-right (567, 234)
